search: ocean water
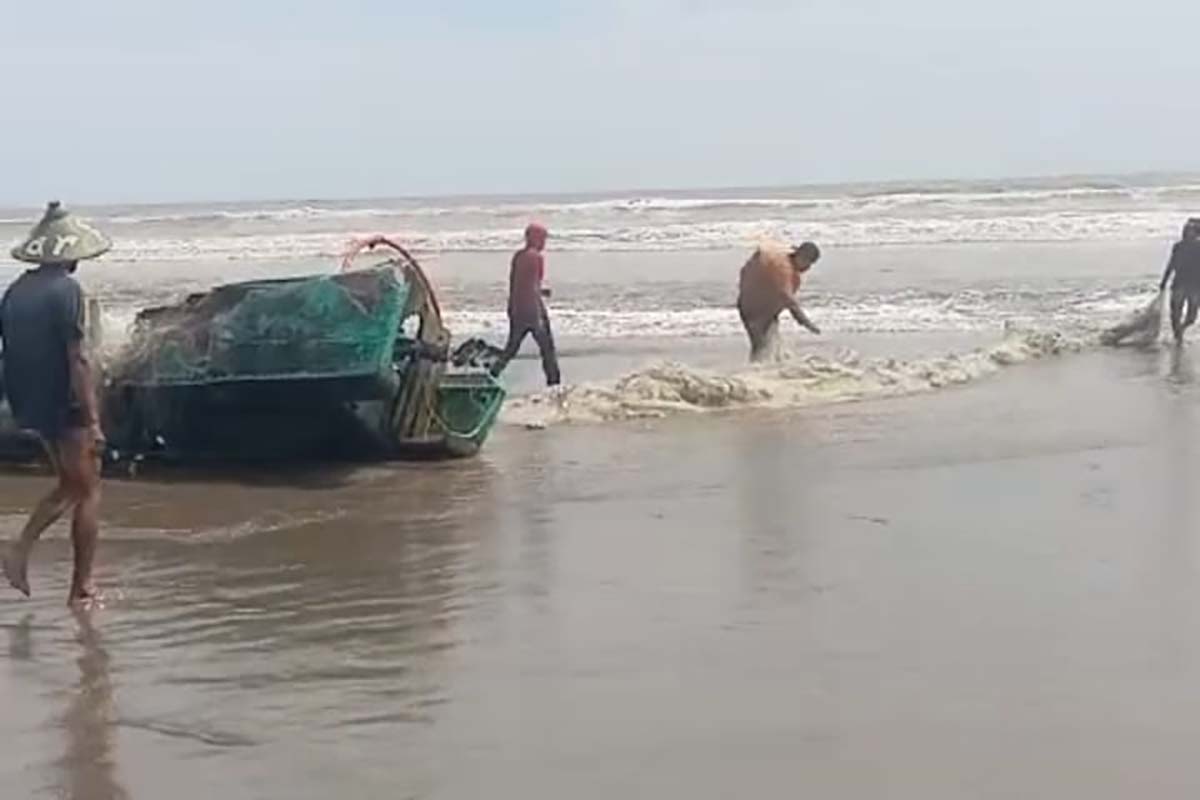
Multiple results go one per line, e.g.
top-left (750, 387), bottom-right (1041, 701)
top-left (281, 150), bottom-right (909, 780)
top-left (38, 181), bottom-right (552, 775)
top-left (4, 173), bottom-right (1198, 259)
top-left (0, 173), bottom-right (1193, 419)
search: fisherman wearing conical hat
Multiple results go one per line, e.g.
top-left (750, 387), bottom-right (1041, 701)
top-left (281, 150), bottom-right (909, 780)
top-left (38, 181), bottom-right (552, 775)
top-left (0, 201), bottom-right (110, 606)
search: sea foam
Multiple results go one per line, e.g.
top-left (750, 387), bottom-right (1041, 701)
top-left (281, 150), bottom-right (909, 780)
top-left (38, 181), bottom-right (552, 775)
top-left (502, 325), bottom-right (1088, 427)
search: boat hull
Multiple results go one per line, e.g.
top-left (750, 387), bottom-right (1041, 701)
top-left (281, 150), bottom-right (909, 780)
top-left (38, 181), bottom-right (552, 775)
top-left (0, 264), bottom-right (506, 467)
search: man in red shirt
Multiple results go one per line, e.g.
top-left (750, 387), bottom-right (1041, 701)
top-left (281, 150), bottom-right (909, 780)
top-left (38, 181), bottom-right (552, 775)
top-left (491, 223), bottom-right (561, 386)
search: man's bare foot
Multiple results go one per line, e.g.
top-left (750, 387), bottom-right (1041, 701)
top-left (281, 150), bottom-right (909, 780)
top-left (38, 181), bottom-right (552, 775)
top-left (2, 546), bottom-right (31, 598)
top-left (68, 584), bottom-right (102, 610)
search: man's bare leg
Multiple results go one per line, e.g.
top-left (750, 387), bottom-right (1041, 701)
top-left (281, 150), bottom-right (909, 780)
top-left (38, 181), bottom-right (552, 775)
top-left (761, 318), bottom-right (781, 362)
top-left (747, 317), bottom-right (780, 363)
top-left (59, 429), bottom-right (101, 606)
top-left (3, 487), bottom-right (72, 597)
top-left (67, 490), bottom-right (100, 606)
top-left (3, 441), bottom-right (74, 598)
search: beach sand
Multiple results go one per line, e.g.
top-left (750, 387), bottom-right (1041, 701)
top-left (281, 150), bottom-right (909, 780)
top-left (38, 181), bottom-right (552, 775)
top-left (2, 343), bottom-right (1199, 798)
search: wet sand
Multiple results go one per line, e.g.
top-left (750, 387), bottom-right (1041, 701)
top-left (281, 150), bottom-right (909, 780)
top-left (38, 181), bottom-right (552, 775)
top-left (3, 346), bottom-right (1200, 798)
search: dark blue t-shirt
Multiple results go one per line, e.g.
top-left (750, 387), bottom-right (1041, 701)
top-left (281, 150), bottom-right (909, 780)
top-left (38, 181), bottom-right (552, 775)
top-left (1168, 239), bottom-right (1200, 291)
top-left (0, 266), bottom-right (86, 438)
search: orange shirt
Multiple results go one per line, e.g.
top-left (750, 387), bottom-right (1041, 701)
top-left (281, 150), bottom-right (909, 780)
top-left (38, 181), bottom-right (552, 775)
top-left (737, 246), bottom-right (801, 322)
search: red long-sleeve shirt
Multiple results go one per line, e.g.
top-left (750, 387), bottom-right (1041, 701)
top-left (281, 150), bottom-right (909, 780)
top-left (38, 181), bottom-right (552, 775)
top-left (508, 247), bottom-right (545, 321)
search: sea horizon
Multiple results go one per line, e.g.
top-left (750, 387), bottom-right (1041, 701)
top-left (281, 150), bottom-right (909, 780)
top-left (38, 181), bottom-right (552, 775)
top-left (3, 168), bottom-right (1200, 217)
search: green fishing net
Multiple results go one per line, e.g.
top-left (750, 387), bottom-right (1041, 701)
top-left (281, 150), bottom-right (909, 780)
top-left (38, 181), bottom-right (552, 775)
top-left (116, 268), bottom-right (408, 385)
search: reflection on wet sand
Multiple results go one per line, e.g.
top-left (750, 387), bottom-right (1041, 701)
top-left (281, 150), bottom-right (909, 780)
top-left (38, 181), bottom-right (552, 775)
top-left (506, 434), bottom-right (556, 606)
top-left (0, 457), bottom-right (502, 798)
top-left (56, 611), bottom-right (129, 800)
top-left (733, 419), bottom-right (808, 604)
top-left (1168, 344), bottom-right (1195, 385)
top-left (4, 611), bottom-right (128, 800)
top-left (7, 613), bottom-right (33, 661)
top-left (116, 459), bottom-right (502, 741)
top-left (1158, 360), bottom-right (1199, 662)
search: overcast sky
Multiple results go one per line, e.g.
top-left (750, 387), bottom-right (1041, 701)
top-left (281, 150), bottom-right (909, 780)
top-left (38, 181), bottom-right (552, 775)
top-left (1, 0), bottom-right (1198, 205)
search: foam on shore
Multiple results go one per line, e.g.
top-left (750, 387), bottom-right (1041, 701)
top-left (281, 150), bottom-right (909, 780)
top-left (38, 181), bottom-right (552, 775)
top-left (502, 325), bottom-right (1091, 427)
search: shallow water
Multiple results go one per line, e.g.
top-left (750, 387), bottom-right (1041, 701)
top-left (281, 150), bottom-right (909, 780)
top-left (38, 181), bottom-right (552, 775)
top-left (4, 348), bottom-right (1200, 798)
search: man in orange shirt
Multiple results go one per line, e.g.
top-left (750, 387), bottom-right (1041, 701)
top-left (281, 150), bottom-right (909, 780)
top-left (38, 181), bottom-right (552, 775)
top-left (491, 223), bottom-right (561, 386)
top-left (736, 241), bottom-right (822, 362)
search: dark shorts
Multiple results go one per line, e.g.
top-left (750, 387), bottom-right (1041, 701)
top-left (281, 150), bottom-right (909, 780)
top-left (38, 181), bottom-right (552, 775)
top-left (1171, 287), bottom-right (1200, 332)
top-left (738, 305), bottom-right (781, 360)
top-left (20, 406), bottom-right (87, 443)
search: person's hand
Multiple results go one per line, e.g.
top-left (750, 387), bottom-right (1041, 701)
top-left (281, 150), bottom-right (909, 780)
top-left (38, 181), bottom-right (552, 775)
top-left (88, 422), bottom-right (106, 451)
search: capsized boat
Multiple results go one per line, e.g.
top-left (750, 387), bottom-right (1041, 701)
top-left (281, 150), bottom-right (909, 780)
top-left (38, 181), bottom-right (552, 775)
top-left (0, 238), bottom-right (506, 464)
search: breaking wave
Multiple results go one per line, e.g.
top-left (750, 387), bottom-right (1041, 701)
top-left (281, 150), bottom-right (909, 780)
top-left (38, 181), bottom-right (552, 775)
top-left (4, 174), bottom-right (1197, 261)
top-left (4, 177), bottom-right (1198, 228)
top-left (502, 325), bottom-right (1091, 428)
top-left (50, 211), bottom-right (1185, 262)
top-left (86, 283), bottom-right (1153, 345)
top-left (440, 284), bottom-right (1156, 340)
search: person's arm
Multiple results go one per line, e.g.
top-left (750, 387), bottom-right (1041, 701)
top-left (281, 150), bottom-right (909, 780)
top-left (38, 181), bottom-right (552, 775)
top-left (60, 284), bottom-right (103, 444)
top-left (68, 341), bottom-right (100, 434)
top-left (535, 253), bottom-right (552, 298)
top-left (1161, 244), bottom-right (1180, 291)
top-left (0, 294), bottom-right (6, 405)
top-left (785, 296), bottom-right (820, 334)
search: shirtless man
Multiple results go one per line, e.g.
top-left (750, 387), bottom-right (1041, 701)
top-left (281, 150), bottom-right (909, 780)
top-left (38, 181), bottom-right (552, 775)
top-left (736, 241), bottom-right (822, 362)
top-left (0, 202), bottom-right (109, 606)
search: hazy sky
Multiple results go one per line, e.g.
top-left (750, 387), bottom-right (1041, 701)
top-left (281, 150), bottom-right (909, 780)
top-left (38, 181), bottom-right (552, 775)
top-left (2, 0), bottom-right (1198, 205)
